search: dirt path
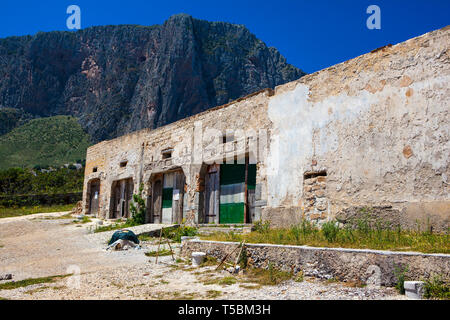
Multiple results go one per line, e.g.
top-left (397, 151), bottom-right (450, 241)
top-left (0, 214), bottom-right (149, 281)
top-left (0, 214), bottom-right (408, 300)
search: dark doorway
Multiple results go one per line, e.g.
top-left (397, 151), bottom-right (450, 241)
top-left (88, 179), bottom-right (100, 216)
top-left (110, 178), bottom-right (134, 219)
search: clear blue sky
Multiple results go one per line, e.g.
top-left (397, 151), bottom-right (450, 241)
top-left (1, 0), bottom-right (449, 73)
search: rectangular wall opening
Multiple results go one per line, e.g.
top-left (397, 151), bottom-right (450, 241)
top-left (304, 170), bottom-right (327, 180)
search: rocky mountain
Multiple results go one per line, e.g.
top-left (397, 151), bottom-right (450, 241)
top-left (0, 14), bottom-right (304, 143)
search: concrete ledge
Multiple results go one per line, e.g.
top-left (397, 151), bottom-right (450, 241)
top-left (181, 240), bottom-right (450, 286)
top-left (404, 281), bottom-right (425, 299)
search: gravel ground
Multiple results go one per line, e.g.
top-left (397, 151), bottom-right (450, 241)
top-left (0, 213), bottom-right (408, 300)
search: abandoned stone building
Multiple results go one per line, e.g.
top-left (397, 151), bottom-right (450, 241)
top-left (82, 26), bottom-right (449, 231)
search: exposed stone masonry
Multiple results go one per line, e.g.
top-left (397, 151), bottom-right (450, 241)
top-left (82, 26), bottom-right (449, 231)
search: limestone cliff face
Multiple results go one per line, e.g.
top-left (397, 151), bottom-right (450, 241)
top-left (0, 14), bottom-right (304, 142)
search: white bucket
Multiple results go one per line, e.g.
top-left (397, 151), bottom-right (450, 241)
top-left (191, 252), bottom-right (206, 267)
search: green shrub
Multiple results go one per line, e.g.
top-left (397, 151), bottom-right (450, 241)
top-left (129, 184), bottom-right (146, 225)
top-left (201, 218), bottom-right (449, 254)
top-left (254, 220), bottom-right (271, 233)
top-left (322, 221), bottom-right (340, 242)
top-left (163, 225), bottom-right (198, 242)
top-left (424, 275), bottom-right (450, 299)
top-left (394, 264), bottom-right (409, 294)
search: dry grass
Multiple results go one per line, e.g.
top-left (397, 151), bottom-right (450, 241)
top-left (0, 274), bottom-right (70, 290)
top-left (242, 264), bottom-right (294, 286)
top-left (0, 204), bottom-right (75, 219)
top-left (202, 276), bottom-right (237, 286)
top-left (202, 219), bottom-right (449, 254)
top-left (205, 290), bottom-right (222, 298)
top-left (145, 249), bottom-right (173, 257)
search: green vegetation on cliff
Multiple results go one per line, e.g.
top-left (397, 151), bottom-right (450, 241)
top-left (0, 167), bottom-right (84, 196)
top-left (0, 116), bottom-right (91, 170)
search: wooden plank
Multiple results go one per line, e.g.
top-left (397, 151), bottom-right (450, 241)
top-left (244, 157), bottom-right (248, 223)
top-left (234, 240), bottom-right (246, 268)
top-left (174, 170), bottom-right (184, 224)
top-left (213, 166), bottom-right (220, 224)
top-left (215, 242), bottom-right (241, 271)
top-left (152, 179), bottom-right (162, 224)
top-left (204, 170), bottom-right (211, 221)
top-left (155, 227), bottom-right (163, 264)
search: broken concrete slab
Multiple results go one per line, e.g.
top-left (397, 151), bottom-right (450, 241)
top-left (404, 281), bottom-right (425, 299)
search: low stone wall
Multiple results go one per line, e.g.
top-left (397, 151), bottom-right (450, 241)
top-left (181, 240), bottom-right (450, 286)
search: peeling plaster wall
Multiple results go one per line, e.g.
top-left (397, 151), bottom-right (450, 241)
top-left (265, 26), bottom-right (449, 230)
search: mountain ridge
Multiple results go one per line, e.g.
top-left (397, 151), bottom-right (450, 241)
top-left (0, 14), bottom-right (304, 146)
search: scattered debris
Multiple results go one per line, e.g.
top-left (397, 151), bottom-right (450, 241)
top-left (0, 274), bottom-right (12, 281)
top-left (108, 230), bottom-right (140, 246)
top-left (224, 241), bottom-right (246, 274)
top-left (108, 239), bottom-right (140, 251)
top-left (70, 201), bottom-right (83, 215)
top-left (226, 266), bottom-right (240, 274)
top-left (216, 242), bottom-right (242, 271)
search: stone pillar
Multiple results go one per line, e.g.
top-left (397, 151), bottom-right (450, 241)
top-left (182, 164), bottom-right (203, 225)
top-left (253, 162), bottom-right (267, 222)
top-left (101, 178), bottom-right (113, 219)
top-left (81, 178), bottom-right (89, 216)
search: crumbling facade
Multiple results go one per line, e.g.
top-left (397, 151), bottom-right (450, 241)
top-left (83, 26), bottom-right (449, 231)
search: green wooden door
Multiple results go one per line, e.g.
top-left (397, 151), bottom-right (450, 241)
top-left (162, 172), bottom-right (174, 224)
top-left (219, 164), bottom-right (245, 224)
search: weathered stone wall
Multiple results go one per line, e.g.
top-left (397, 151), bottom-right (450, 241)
top-left (263, 26), bottom-right (450, 231)
top-left (83, 26), bottom-right (449, 230)
top-left (83, 89), bottom-right (273, 221)
top-left (181, 240), bottom-right (450, 286)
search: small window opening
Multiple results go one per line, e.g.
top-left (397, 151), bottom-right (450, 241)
top-left (93, 167), bottom-right (98, 173)
top-left (120, 161), bottom-right (128, 168)
top-left (304, 170), bottom-right (327, 180)
top-left (222, 133), bottom-right (234, 144)
top-left (162, 148), bottom-right (173, 159)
